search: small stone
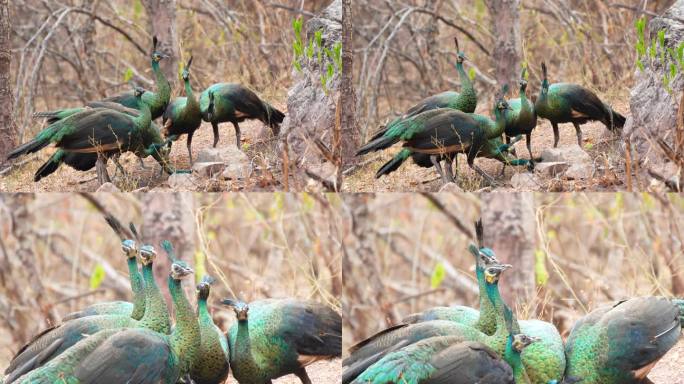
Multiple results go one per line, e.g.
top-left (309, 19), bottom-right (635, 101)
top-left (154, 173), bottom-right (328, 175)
top-left (196, 147), bottom-right (249, 165)
top-left (222, 162), bottom-right (252, 180)
top-left (167, 173), bottom-right (196, 190)
top-left (96, 182), bottom-right (120, 193)
top-left (511, 172), bottom-right (541, 191)
top-left (565, 163), bottom-right (594, 180)
top-left (541, 145), bottom-right (592, 164)
top-left (192, 162), bottom-right (225, 178)
top-left (438, 182), bottom-right (464, 193)
top-left (535, 162), bottom-right (570, 178)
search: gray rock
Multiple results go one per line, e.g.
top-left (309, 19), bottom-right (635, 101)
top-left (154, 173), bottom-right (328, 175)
top-left (167, 173), bottom-right (196, 190)
top-left (192, 162), bottom-right (225, 178)
top-left (221, 162), bottom-right (252, 181)
top-left (565, 163), bottom-right (594, 180)
top-left (534, 162), bottom-right (570, 178)
top-left (196, 147), bottom-right (248, 165)
top-left (623, 0), bottom-right (684, 183)
top-left (438, 182), bottom-right (465, 193)
top-left (96, 182), bottom-right (120, 193)
top-left (541, 145), bottom-right (592, 164)
top-left (511, 172), bottom-right (541, 191)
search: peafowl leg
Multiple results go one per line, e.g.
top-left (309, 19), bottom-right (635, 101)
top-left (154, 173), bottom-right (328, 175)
top-left (526, 133), bottom-right (535, 166)
top-left (573, 122), bottom-right (583, 147)
top-left (211, 121), bottom-right (220, 148)
top-left (552, 122), bottom-right (560, 148)
top-left (232, 121), bottom-right (242, 149)
top-left (95, 155), bottom-right (111, 184)
top-left (138, 157), bottom-right (147, 169)
top-left (444, 157), bottom-right (455, 183)
top-left (430, 155), bottom-right (449, 184)
top-left (294, 367), bottom-right (313, 384)
top-left (468, 156), bottom-right (497, 186)
top-left (186, 131), bottom-right (195, 165)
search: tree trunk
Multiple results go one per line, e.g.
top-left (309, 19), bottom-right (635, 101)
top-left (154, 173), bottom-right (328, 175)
top-left (481, 193), bottom-right (536, 308)
top-left (140, 193), bottom-right (195, 312)
top-left (141, 0), bottom-right (179, 80)
top-left (0, 0), bottom-right (16, 160)
top-left (486, 0), bottom-right (521, 88)
top-left (340, 0), bottom-right (359, 166)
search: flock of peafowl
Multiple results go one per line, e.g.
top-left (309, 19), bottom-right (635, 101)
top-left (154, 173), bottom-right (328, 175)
top-left (342, 221), bottom-right (684, 384)
top-left (355, 38), bottom-right (627, 187)
top-left (0, 215), bottom-right (342, 384)
top-left (6, 36), bottom-right (284, 185)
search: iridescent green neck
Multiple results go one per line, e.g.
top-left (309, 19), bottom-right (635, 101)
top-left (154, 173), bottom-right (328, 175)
top-left (539, 78), bottom-right (549, 100)
top-left (127, 257), bottom-right (145, 320)
top-left (485, 281), bottom-right (509, 354)
top-left (456, 61), bottom-right (476, 100)
top-left (170, 277), bottom-right (201, 375)
top-left (152, 59), bottom-right (171, 109)
top-left (234, 319), bottom-right (259, 374)
top-left (519, 85), bottom-right (528, 102)
top-left (137, 263), bottom-right (170, 333)
top-left (504, 338), bottom-right (529, 384)
top-left (491, 107), bottom-right (506, 138)
top-left (134, 97), bottom-right (152, 130)
top-left (475, 266), bottom-right (495, 334)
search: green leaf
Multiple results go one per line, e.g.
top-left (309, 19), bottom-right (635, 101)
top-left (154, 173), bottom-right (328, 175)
top-left (89, 264), bottom-right (106, 290)
top-left (133, 0), bottom-right (143, 19)
top-left (194, 250), bottom-right (206, 284)
top-left (306, 40), bottom-right (314, 59)
top-left (327, 63), bottom-right (334, 78)
top-left (293, 60), bottom-right (302, 72)
top-left (123, 68), bottom-right (133, 83)
top-left (314, 30), bottom-right (323, 47)
top-left (468, 68), bottom-right (476, 81)
top-left (534, 249), bottom-right (549, 286)
top-left (430, 262), bottom-right (446, 289)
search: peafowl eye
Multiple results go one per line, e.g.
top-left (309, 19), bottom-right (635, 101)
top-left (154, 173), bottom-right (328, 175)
top-left (512, 334), bottom-right (540, 352)
top-left (484, 264), bottom-right (512, 284)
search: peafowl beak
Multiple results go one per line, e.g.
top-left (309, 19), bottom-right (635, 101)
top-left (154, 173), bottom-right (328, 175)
top-left (484, 263), bottom-right (512, 284)
top-left (221, 299), bottom-right (249, 321)
top-left (121, 239), bottom-right (138, 259)
top-left (170, 262), bottom-right (194, 280)
top-left (139, 245), bottom-right (157, 265)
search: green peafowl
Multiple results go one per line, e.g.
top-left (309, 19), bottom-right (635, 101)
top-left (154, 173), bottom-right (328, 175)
top-left (189, 276), bottom-right (230, 384)
top-left (220, 298), bottom-right (341, 384)
top-left (500, 69), bottom-right (538, 163)
top-left (162, 56), bottom-right (203, 164)
top-left (564, 296), bottom-right (682, 383)
top-left (350, 337), bottom-right (514, 384)
top-left (62, 219), bottom-right (144, 322)
top-left (500, 306), bottom-right (540, 384)
top-left (342, 264), bottom-right (513, 384)
top-left (402, 221), bottom-right (502, 335)
top-left (3, 243), bottom-right (171, 384)
top-left (368, 37), bottom-right (477, 143)
top-left (8, 87), bottom-right (174, 184)
top-left (535, 62), bottom-right (626, 148)
top-left (12, 240), bottom-right (200, 384)
top-left (357, 109), bottom-right (497, 185)
top-left (199, 83), bottom-right (285, 149)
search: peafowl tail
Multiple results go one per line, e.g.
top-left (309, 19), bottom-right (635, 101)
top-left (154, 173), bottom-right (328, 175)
top-left (263, 102), bottom-right (285, 134)
top-left (33, 108), bottom-right (82, 124)
top-left (34, 151), bottom-right (65, 182)
top-left (674, 299), bottom-right (684, 327)
top-left (375, 148), bottom-right (411, 178)
top-left (6, 124), bottom-right (61, 160)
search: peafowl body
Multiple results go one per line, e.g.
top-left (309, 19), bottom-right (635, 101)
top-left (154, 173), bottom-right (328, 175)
top-left (189, 277), bottom-right (230, 384)
top-left (564, 296), bottom-right (681, 384)
top-left (4, 245), bottom-right (171, 384)
top-left (62, 239), bottom-right (144, 322)
top-left (343, 265), bottom-right (512, 384)
top-left (222, 298), bottom-right (341, 384)
top-left (501, 70), bottom-right (538, 162)
top-left (351, 337), bottom-right (514, 384)
top-left (368, 38), bottom-right (477, 143)
top-left (162, 57), bottom-right (202, 164)
top-left (12, 245), bottom-right (199, 384)
top-left (535, 62), bottom-right (626, 148)
top-left (199, 83), bottom-right (285, 148)
top-left (9, 88), bottom-right (173, 183)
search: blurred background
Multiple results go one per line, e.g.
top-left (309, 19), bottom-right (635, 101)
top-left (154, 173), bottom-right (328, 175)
top-left (341, 193), bottom-right (684, 382)
top-left (0, 192), bottom-right (343, 382)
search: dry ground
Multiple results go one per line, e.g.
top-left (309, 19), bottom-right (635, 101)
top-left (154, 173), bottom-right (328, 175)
top-left (0, 103), bottom-right (286, 192)
top-left (225, 359), bottom-right (341, 384)
top-left (650, 338), bottom-right (684, 384)
top-left (345, 99), bottom-right (631, 193)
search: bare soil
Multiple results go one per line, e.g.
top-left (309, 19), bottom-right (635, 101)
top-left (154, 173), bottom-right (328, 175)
top-left (0, 104), bottom-right (286, 192)
top-left (345, 100), bottom-right (630, 193)
top-left (225, 359), bottom-right (341, 384)
top-left (650, 338), bottom-right (684, 384)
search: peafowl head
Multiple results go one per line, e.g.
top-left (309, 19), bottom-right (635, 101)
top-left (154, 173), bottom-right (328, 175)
top-left (511, 334), bottom-right (540, 353)
top-left (170, 260), bottom-right (194, 280)
top-left (121, 239), bottom-right (138, 259)
top-left (197, 275), bottom-right (215, 300)
top-left (453, 37), bottom-right (467, 64)
top-left (139, 244), bottom-right (157, 265)
top-left (134, 86), bottom-right (146, 99)
top-left (181, 56), bottom-right (193, 82)
top-left (484, 263), bottom-right (512, 284)
top-left (151, 36), bottom-right (169, 63)
top-left (519, 68), bottom-right (528, 91)
top-left (221, 299), bottom-right (249, 321)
